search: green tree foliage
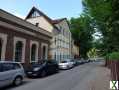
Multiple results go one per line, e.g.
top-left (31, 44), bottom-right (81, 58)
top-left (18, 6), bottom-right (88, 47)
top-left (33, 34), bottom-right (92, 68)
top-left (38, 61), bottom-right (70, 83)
top-left (108, 52), bottom-right (119, 60)
top-left (87, 48), bottom-right (97, 60)
top-left (70, 14), bottom-right (94, 58)
top-left (82, 0), bottom-right (119, 54)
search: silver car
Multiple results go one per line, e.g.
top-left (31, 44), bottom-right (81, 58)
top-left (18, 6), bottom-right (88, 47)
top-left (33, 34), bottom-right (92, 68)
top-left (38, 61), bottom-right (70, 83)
top-left (58, 59), bottom-right (74, 70)
top-left (0, 61), bottom-right (25, 88)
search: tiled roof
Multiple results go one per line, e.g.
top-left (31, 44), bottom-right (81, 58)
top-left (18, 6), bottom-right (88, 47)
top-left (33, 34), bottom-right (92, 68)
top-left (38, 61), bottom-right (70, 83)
top-left (52, 18), bottom-right (66, 24)
top-left (0, 9), bottom-right (52, 38)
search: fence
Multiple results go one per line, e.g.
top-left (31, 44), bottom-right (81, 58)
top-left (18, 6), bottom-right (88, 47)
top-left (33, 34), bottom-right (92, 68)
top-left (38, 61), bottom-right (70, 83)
top-left (105, 60), bottom-right (119, 81)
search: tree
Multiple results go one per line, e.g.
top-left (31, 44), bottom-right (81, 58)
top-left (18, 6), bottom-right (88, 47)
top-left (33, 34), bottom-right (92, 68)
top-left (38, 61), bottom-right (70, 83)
top-left (70, 14), bottom-right (94, 58)
top-left (82, 0), bottom-right (119, 55)
top-left (87, 48), bottom-right (97, 60)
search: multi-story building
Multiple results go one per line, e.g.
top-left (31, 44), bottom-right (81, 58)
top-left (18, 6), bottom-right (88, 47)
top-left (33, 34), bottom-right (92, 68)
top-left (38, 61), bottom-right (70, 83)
top-left (51, 18), bottom-right (72, 62)
top-left (26, 7), bottom-right (72, 62)
top-left (0, 9), bottom-right (52, 67)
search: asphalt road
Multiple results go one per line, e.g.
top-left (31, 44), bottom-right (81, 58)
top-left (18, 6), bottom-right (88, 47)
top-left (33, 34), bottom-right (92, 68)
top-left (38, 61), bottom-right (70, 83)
top-left (4, 61), bottom-right (108, 90)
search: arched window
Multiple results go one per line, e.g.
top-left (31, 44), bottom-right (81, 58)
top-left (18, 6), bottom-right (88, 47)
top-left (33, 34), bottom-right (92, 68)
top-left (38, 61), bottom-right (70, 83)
top-left (54, 53), bottom-right (56, 60)
top-left (0, 39), bottom-right (2, 60)
top-left (15, 41), bottom-right (23, 62)
top-left (31, 44), bottom-right (37, 62)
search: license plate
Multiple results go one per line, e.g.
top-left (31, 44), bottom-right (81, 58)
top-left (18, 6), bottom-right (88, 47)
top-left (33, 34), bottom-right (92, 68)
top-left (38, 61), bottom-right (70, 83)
top-left (28, 72), bottom-right (32, 74)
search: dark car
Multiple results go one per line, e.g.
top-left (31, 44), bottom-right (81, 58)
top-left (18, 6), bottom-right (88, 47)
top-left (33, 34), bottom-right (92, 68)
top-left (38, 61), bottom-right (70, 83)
top-left (74, 60), bottom-right (84, 66)
top-left (26, 60), bottom-right (59, 78)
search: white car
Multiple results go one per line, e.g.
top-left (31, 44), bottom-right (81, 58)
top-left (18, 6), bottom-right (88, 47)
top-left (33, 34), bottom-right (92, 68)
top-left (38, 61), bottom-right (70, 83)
top-left (58, 59), bottom-right (74, 70)
top-left (0, 61), bottom-right (25, 88)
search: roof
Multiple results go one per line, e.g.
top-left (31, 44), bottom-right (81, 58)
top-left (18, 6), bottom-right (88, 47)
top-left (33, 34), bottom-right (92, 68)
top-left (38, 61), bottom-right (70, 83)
top-left (0, 9), bottom-right (52, 38)
top-left (52, 18), bottom-right (71, 31)
top-left (52, 18), bottom-right (67, 24)
top-left (25, 7), bottom-right (70, 32)
top-left (25, 7), bottom-right (55, 28)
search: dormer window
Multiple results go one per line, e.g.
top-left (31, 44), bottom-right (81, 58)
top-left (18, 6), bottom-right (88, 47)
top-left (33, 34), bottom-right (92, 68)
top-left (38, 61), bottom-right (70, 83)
top-left (31, 11), bottom-right (40, 18)
top-left (35, 23), bottom-right (39, 27)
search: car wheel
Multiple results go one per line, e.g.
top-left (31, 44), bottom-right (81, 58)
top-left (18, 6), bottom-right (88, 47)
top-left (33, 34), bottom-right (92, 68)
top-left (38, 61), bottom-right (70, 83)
top-left (41, 70), bottom-right (47, 77)
top-left (13, 76), bottom-right (22, 86)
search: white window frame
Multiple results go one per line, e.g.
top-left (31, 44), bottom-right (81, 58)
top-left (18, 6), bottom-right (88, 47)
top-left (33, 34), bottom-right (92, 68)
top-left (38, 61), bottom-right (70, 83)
top-left (0, 33), bottom-right (7, 61)
top-left (13, 37), bottom-right (26, 63)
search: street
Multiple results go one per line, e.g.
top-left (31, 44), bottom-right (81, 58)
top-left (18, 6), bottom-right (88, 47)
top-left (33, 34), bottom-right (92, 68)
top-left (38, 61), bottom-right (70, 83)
top-left (3, 61), bottom-right (110, 90)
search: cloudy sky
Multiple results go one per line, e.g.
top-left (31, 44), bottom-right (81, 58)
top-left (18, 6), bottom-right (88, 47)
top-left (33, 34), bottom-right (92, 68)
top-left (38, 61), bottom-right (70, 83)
top-left (0, 0), bottom-right (83, 19)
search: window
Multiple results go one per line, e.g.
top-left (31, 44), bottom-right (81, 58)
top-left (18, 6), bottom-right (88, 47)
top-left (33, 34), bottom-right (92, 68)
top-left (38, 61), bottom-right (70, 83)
top-left (31, 44), bottom-right (37, 62)
top-left (35, 23), bottom-right (39, 27)
top-left (15, 41), bottom-right (23, 62)
top-left (31, 11), bottom-right (40, 18)
top-left (60, 53), bottom-right (61, 60)
top-left (13, 63), bottom-right (21, 69)
top-left (62, 29), bottom-right (64, 35)
top-left (2, 63), bottom-right (14, 71)
top-left (0, 63), bottom-right (2, 72)
top-left (0, 39), bottom-right (2, 60)
top-left (42, 46), bottom-right (46, 59)
top-left (54, 53), bottom-right (56, 60)
top-left (55, 38), bottom-right (56, 45)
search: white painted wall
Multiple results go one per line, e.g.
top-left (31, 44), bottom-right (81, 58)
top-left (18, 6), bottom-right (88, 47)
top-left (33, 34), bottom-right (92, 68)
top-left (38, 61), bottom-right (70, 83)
top-left (26, 16), bottom-right (54, 33)
top-left (73, 45), bottom-right (79, 56)
top-left (13, 37), bottom-right (26, 63)
top-left (54, 20), bottom-right (72, 61)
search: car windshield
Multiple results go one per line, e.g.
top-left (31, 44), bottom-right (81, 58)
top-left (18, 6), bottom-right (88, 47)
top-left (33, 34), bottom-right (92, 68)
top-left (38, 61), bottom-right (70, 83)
top-left (61, 61), bottom-right (68, 63)
top-left (32, 64), bottom-right (41, 67)
top-left (32, 61), bottom-right (45, 67)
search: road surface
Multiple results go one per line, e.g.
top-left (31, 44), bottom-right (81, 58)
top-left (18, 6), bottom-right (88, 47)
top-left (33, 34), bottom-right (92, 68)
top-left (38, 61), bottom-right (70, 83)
top-left (4, 61), bottom-right (110, 90)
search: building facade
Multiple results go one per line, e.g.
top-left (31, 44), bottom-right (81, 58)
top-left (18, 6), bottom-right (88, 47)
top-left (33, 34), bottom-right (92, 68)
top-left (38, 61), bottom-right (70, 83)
top-left (0, 9), bottom-right (52, 66)
top-left (72, 44), bottom-right (80, 59)
top-left (71, 40), bottom-right (80, 59)
top-left (51, 19), bottom-right (72, 62)
top-left (25, 7), bottom-right (72, 62)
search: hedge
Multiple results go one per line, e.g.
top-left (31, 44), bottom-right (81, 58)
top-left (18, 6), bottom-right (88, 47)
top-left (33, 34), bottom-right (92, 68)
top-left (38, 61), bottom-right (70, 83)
top-left (108, 52), bottom-right (119, 60)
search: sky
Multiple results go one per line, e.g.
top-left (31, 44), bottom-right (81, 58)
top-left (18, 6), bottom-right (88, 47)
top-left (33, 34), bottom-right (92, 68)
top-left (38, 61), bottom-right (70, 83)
top-left (0, 0), bottom-right (83, 19)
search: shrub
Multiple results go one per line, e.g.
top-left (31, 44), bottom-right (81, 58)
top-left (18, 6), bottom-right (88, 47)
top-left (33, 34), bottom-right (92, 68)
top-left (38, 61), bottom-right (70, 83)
top-left (108, 52), bottom-right (119, 60)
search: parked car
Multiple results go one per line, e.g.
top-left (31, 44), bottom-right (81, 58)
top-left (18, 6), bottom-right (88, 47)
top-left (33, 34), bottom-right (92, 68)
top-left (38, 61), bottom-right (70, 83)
top-left (26, 60), bottom-right (59, 78)
top-left (74, 60), bottom-right (84, 66)
top-left (0, 61), bottom-right (25, 88)
top-left (58, 59), bottom-right (74, 70)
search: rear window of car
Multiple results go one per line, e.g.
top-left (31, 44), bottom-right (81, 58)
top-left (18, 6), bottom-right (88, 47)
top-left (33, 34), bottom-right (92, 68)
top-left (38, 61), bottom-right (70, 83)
top-left (47, 60), bottom-right (57, 64)
top-left (2, 63), bottom-right (14, 71)
top-left (61, 61), bottom-right (67, 63)
top-left (31, 61), bottom-right (45, 67)
top-left (1, 63), bottom-right (21, 72)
